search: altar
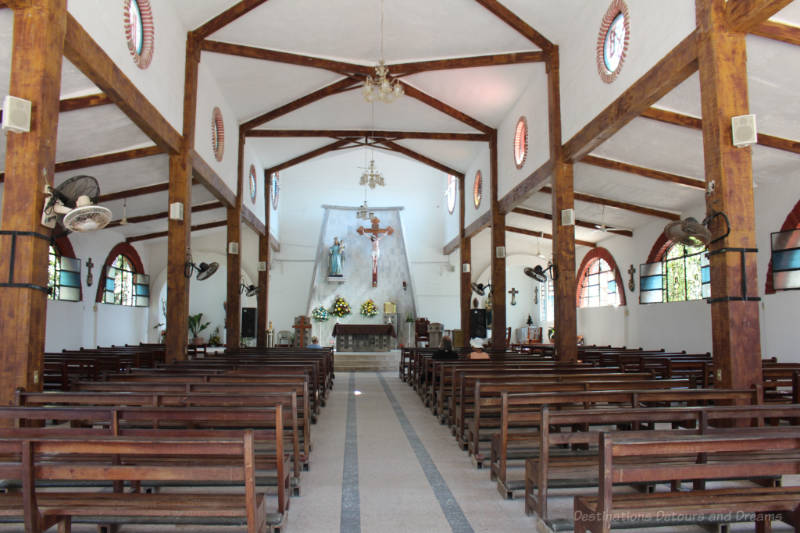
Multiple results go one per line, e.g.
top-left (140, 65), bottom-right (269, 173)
top-left (332, 323), bottom-right (395, 352)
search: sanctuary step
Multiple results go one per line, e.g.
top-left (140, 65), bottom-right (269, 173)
top-left (334, 350), bottom-right (400, 372)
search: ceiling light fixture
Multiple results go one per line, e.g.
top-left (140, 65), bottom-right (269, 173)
top-left (359, 159), bottom-right (385, 189)
top-left (362, 0), bottom-right (403, 103)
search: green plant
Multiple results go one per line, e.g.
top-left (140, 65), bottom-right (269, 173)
top-left (208, 326), bottom-right (222, 346)
top-left (547, 326), bottom-right (555, 341)
top-left (188, 313), bottom-right (210, 338)
top-left (405, 312), bottom-right (414, 323)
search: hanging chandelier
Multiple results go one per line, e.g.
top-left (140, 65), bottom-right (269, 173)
top-left (362, 0), bottom-right (403, 103)
top-left (359, 159), bottom-right (385, 189)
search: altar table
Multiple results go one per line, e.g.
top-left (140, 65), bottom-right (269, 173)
top-left (332, 324), bottom-right (396, 352)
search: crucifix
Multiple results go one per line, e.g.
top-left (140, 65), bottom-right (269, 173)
top-left (357, 216), bottom-right (393, 287)
top-left (508, 287), bottom-right (519, 306)
top-left (85, 258), bottom-right (95, 286)
top-left (628, 265), bottom-right (636, 292)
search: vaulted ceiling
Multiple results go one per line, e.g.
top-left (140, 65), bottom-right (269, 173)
top-left (0, 1), bottom-right (798, 248)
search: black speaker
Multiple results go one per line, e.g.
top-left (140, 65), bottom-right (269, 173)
top-left (469, 309), bottom-right (487, 338)
top-left (241, 307), bottom-right (256, 338)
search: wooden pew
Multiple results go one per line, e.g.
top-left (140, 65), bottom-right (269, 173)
top-left (573, 430), bottom-right (800, 533)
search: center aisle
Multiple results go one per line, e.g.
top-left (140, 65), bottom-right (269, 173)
top-left (287, 372), bottom-right (534, 533)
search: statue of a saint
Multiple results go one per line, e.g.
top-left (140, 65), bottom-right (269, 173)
top-left (329, 237), bottom-right (344, 277)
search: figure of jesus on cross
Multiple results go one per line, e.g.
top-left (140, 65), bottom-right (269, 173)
top-left (357, 216), bottom-right (393, 287)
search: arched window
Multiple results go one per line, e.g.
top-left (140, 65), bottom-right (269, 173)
top-left (47, 239), bottom-right (82, 302)
top-left (97, 243), bottom-right (149, 307)
top-left (765, 197), bottom-right (800, 294)
top-left (640, 238), bottom-right (709, 304)
top-left (576, 247), bottom-right (626, 308)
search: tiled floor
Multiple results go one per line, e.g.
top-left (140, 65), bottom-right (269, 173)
top-left (3, 373), bottom-right (796, 533)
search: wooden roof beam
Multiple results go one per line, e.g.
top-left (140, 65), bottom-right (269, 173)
top-left (389, 51), bottom-right (546, 76)
top-left (241, 77), bottom-right (361, 132)
top-left (443, 210), bottom-right (491, 254)
top-left (497, 158), bottom-right (553, 214)
top-left (265, 139), bottom-right (354, 175)
top-left (201, 40), bottom-right (372, 76)
top-left (582, 154), bottom-right (705, 190)
top-left (727, 0), bottom-right (794, 33)
top-left (107, 201), bottom-right (223, 228)
top-left (563, 31), bottom-right (698, 162)
top-left (539, 186), bottom-right (681, 220)
top-left (0, 145), bottom-right (162, 183)
top-left (190, 150), bottom-right (236, 208)
top-left (507, 226), bottom-right (596, 248)
top-left (192, 0), bottom-right (271, 40)
top-left (511, 207), bottom-right (633, 237)
top-left (374, 140), bottom-right (465, 177)
top-left (641, 107), bottom-right (800, 155)
top-left (241, 206), bottom-right (266, 236)
top-left (399, 81), bottom-right (494, 134)
top-left (126, 220), bottom-right (227, 243)
top-left (751, 20), bottom-right (800, 46)
top-left (98, 182), bottom-right (169, 203)
top-left (63, 14), bottom-right (182, 154)
top-left (472, 0), bottom-right (553, 52)
top-left (247, 129), bottom-right (489, 141)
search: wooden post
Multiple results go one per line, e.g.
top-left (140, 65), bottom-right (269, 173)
top-left (226, 133), bottom-right (243, 351)
top-left (257, 169), bottom-right (272, 347)
top-left (551, 161), bottom-right (578, 362)
top-left (166, 35), bottom-right (199, 362)
top-left (459, 176), bottom-right (471, 342)
top-left (489, 131), bottom-right (507, 350)
top-left (0, 0), bottom-right (67, 404)
top-left (696, 0), bottom-right (762, 389)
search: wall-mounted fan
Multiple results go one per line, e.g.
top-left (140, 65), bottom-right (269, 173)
top-left (184, 258), bottom-right (219, 280)
top-left (663, 212), bottom-right (729, 247)
top-left (471, 282), bottom-right (491, 296)
top-left (41, 175), bottom-right (112, 232)
top-left (240, 280), bottom-right (259, 297)
top-left (524, 264), bottom-right (554, 283)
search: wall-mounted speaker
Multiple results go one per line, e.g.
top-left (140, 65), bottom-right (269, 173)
top-left (228, 242), bottom-right (239, 255)
top-left (2, 95), bottom-right (31, 133)
top-left (731, 114), bottom-right (757, 147)
top-left (561, 208), bottom-right (575, 226)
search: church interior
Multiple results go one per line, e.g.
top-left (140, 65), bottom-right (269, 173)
top-left (1, 0), bottom-right (800, 532)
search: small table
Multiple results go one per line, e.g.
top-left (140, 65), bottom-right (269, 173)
top-left (332, 324), bottom-right (396, 352)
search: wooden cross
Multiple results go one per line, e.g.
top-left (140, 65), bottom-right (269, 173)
top-left (628, 264), bottom-right (636, 291)
top-left (292, 316), bottom-right (312, 347)
top-left (85, 257), bottom-right (95, 286)
top-left (508, 287), bottom-right (519, 306)
top-left (357, 216), bottom-right (394, 287)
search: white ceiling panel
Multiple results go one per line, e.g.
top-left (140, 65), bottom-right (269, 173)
top-left (246, 137), bottom-right (344, 170)
top-left (54, 106), bottom-right (152, 163)
top-left (166, 0), bottom-right (240, 33)
top-left (654, 72), bottom-right (701, 117)
top-left (211, 0), bottom-right (536, 64)
top-left (54, 153), bottom-right (168, 194)
top-left (202, 52), bottom-right (344, 122)
top-left (389, 139), bottom-right (482, 174)
top-left (772, 3), bottom-right (800, 24)
top-left (746, 36), bottom-right (800, 142)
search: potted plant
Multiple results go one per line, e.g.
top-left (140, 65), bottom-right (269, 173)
top-left (208, 326), bottom-right (222, 346)
top-left (188, 312), bottom-right (210, 345)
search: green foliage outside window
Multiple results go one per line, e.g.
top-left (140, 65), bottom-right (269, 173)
top-left (664, 243), bottom-right (707, 302)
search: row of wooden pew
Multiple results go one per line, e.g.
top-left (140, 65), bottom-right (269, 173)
top-left (1, 345), bottom-right (335, 533)
top-left (403, 346), bottom-right (800, 532)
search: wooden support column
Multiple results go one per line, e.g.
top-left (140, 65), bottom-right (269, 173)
top-left (0, 0), bottom-right (66, 404)
top-left (697, 0), bottom-right (762, 389)
top-left (489, 131), bottom-right (506, 350)
top-left (166, 35), bottom-right (199, 362)
top-left (257, 168), bottom-right (272, 347)
top-left (226, 134), bottom-right (244, 351)
top-left (548, 46), bottom-right (577, 362)
top-left (459, 176), bottom-right (471, 343)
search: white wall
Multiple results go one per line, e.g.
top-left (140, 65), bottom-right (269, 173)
top-left (45, 229), bottom-right (150, 351)
top-left (475, 254), bottom-right (544, 336)
top-left (269, 148), bottom-right (460, 333)
top-left (242, 143), bottom-right (266, 226)
top-left (195, 61), bottom-right (239, 195)
top-left (558, 1), bottom-right (696, 141)
top-left (463, 144), bottom-right (490, 228)
top-left (67, 0), bottom-right (186, 129)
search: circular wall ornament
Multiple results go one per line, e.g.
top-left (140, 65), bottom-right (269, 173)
top-left (211, 107), bottom-right (225, 162)
top-left (123, 0), bottom-right (154, 69)
top-left (596, 0), bottom-right (630, 84)
top-left (271, 172), bottom-right (280, 210)
top-left (248, 164), bottom-right (257, 205)
top-left (446, 175), bottom-right (457, 214)
top-left (513, 116), bottom-right (528, 169)
top-left (473, 170), bottom-right (482, 209)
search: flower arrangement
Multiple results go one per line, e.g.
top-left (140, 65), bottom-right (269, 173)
top-left (330, 296), bottom-right (351, 318)
top-left (311, 305), bottom-right (330, 322)
top-left (360, 299), bottom-right (378, 318)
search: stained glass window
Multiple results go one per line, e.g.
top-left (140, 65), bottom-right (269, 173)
top-left (48, 245), bottom-right (81, 302)
top-left (103, 254), bottom-right (149, 307)
top-left (579, 258), bottom-right (620, 308)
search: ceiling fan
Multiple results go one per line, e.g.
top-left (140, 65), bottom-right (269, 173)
top-left (593, 206), bottom-right (629, 235)
top-left (41, 175), bottom-right (112, 233)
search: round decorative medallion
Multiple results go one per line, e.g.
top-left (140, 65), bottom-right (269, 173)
top-left (271, 172), bottom-right (280, 210)
top-left (211, 107), bottom-right (225, 162)
top-left (513, 116), bottom-right (528, 169)
top-left (596, 0), bottom-right (630, 84)
top-left (473, 170), bottom-right (482, 209)
top-left (123, 0), bottom-right (154, 69)
top-left (446, 175), bottom-right (457, 214)
top-left (248, 164), bottom-right (257, 205)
